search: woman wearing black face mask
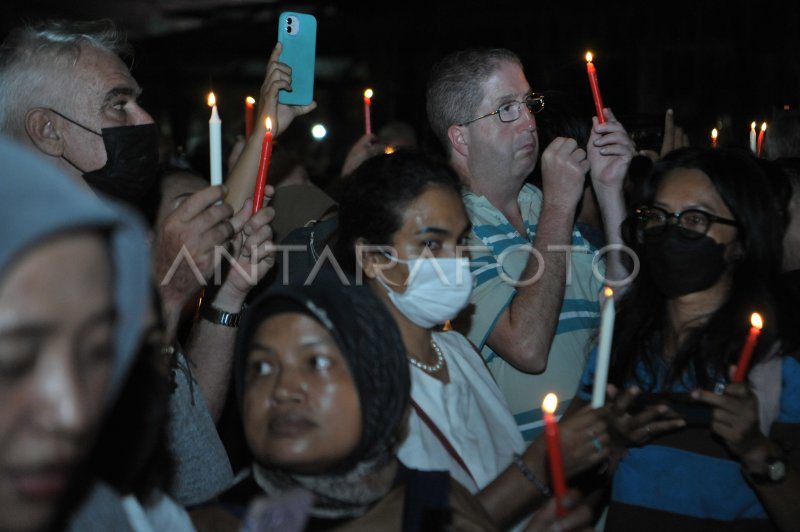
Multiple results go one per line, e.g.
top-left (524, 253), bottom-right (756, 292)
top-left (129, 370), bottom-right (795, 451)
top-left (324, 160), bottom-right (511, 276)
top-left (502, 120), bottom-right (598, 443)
top-left (568, 147), bottom-right (800, 531)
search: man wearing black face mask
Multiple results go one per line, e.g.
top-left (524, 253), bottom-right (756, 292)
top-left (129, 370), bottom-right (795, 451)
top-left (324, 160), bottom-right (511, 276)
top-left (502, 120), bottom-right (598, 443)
top-left (0, 19), bottom-right (283, 506)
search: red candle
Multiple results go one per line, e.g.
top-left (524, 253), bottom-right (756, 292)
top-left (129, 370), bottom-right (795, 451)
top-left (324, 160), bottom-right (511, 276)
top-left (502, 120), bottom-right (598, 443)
top-left (585, 52), bottom-right (606, 124)
top-left (733, 313), bottom-right (764, 383)
top-left (252, 116), bottom-right (273, 214)
top-left (542, 393), bottom-right (567, 517)
top-left (711, 128), bottom-right (718, 149)
top-left (756, 122), bottom-right (767, 158)
top-left (363, 88), bottom-right (373, 135)
top-left (245, 96), bottom-right (255, 139)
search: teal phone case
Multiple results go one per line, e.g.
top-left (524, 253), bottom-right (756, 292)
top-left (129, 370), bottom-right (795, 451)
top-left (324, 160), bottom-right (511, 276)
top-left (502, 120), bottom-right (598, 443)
top-left (278, 12), bottom-right (316, 106)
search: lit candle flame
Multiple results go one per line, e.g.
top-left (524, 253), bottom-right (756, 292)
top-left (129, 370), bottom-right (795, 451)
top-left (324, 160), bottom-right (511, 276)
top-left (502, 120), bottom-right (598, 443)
top-left (384, 145), bottom-right (395, 154)
top-left (761, 122), bottom-right (767, 132)
top-left (751, 312), bottom-right (763, 330)
top-left (207, 92), bottom-right (216, 107)
top-left (711, 128), bottom-right (718, 140)
top-left (364, 88), bottom-right (373, 99)
top-left (751, 121), bottom-right (757, 130)
top-left (246, 96), bottom-right (256, 106)
top-left (266, 116), bottom-right (272, 131)
top-left (603, 287), bottom-right (613, 298)
top-left (542, 393), bottom-right (558, 414)
top-left (585, 51), bottom-right (594, 63)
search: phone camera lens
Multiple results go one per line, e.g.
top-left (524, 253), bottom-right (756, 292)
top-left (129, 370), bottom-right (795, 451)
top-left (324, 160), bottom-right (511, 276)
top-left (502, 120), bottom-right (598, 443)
top-left (286, 26), bottom-right (292, 33)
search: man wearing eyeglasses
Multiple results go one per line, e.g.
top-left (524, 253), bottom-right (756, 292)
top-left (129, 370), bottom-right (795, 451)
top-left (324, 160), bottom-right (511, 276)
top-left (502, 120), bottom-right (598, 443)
top-left (427, 48), bottom-right (635, 441)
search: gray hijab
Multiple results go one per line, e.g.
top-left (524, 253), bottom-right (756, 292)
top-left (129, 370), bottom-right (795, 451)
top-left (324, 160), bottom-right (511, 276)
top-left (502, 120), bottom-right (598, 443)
top-left (0, 136), bottom-right (151, 399)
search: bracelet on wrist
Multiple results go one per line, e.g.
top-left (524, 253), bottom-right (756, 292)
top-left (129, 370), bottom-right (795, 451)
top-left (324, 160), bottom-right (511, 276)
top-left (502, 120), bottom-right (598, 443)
top-left (512, 453), bottom-right (552, 497)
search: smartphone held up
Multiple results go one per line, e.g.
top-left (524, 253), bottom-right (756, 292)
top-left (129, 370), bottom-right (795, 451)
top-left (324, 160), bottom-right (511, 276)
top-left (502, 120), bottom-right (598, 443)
top-left (277, 12), bottom-right (317, 106)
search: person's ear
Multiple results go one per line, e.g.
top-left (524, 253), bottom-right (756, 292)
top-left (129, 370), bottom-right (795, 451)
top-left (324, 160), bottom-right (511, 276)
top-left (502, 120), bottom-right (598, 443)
top-left (356, 239), bottom-right (377, 280)
top-left (447, 124), bottom-right (469, 158)
top-left (25, 108), bottom-right (64, 157)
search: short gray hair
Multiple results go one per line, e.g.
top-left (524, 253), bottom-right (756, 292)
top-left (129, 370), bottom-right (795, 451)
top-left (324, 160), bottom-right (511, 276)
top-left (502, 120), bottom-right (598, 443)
top-left (0, 19), bottom-right (130, 137)
top-left (426, 48), bottom-right (522, 157)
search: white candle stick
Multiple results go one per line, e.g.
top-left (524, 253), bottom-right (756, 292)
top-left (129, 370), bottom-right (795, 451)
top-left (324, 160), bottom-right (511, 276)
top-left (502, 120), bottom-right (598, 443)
top-left (208, 92), bottom-right (222, 186)
top-left (749, 122), bottom-right (757, 154)
top-left (592, 287), bottom-right (616, 408)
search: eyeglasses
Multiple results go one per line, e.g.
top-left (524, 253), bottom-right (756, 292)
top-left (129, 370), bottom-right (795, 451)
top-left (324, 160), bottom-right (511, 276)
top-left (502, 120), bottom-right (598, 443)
top-left (635, 205), bottom-right (738, 239)
top-left (458, 93), bottom-right (545, 126)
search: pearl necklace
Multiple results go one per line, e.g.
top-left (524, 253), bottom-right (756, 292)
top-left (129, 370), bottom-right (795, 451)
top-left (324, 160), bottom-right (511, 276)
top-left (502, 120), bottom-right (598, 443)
top-left (408, 339), bottom-right (445, 374)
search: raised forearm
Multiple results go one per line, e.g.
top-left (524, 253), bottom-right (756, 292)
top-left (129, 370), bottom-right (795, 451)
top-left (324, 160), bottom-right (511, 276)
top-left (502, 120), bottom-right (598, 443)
top-left (487, 203), bottom-right (575, 372)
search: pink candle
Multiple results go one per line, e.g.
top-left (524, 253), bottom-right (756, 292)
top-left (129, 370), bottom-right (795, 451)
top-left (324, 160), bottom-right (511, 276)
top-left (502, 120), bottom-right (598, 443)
top-left (585, 52), bottom-right (606, 124)
top-left (252, 117), bottom-right (273, 214)
top-left (733, 313), bottom-right (763, 384)
top-left (543, 393), bottom-right (567, 517)
top-left (363, 88), bottom-right (373, 135)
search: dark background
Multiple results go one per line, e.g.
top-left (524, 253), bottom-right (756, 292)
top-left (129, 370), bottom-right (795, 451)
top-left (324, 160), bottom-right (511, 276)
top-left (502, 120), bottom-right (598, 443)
top-left (2, 0), bottom-right (799, 182)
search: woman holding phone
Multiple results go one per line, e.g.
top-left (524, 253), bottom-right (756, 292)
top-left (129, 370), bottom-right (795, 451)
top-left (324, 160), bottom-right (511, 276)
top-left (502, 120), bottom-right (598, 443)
top-left (570, 147), bottom-right (800, 531)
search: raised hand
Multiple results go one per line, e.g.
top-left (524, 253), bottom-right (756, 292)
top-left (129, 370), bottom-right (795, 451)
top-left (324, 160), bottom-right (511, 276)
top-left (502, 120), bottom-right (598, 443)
top-left (587, 108), bottom-right (636, 191)
top-left (540, 137), bottom-right (591, 211)
top-left (258, 42), bottom-right (317, 137)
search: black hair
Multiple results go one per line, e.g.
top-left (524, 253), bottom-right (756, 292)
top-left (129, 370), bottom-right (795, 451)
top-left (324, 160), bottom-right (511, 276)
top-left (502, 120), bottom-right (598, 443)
top-left (611, 147), bottom-right (799, 390)
top-left (333, 150), bottom-right (461, 274)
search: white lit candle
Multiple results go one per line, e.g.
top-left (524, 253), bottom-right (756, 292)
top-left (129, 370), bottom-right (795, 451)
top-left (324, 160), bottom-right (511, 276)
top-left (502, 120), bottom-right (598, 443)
top-left (749, 121), bottom-right (757, 154)
top-left (208, 92), bottom-right (222, 186)
top-left (592, 287), bottom-right (615, 408)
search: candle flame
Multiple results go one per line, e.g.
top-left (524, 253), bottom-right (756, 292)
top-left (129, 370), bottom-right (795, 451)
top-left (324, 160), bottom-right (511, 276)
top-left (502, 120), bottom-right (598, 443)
top-left (585, 51), bottom-right (594, 63)
top-left (751, 121), bottom-right (757, 130)
top-left (711, 128), bottom-right (718, 140)
top-left (542, 393), bottom-right (558, 414)
top-left (246, 96), bottom-right (256, 106)
top-left (760, 122), bottom-right (767, 132)
top-left (207, 92), bottom-right (216, 107)
top-left (384, 145), bottom-right (395, 154)
top-left (750, 312), bottom-right (763, 330)
top-left (265, 116), bottom-right (272, 131)
top-left (364, 88), bottom-right (373, 99)
top-left (603, 287), bottom-right (613, 298)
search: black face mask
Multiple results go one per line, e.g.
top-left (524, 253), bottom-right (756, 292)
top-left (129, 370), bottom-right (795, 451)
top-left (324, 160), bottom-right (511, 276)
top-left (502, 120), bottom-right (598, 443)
top-left (643, 225), bottom-right (728, 298)
top-left (51, 109), bottom-right (159, 205)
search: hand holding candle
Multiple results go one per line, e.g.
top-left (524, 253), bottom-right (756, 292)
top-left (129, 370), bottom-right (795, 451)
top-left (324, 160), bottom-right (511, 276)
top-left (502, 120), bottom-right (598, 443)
top-left (207, 92), bottom-right (223, 186)
top-left (732, 313), bottom-right (763, 384)
top-left (756, 122), bottom-right (767, 158)
top-left (252, 116), bottom-right (273, 214)
top-left (543, 393), bottom-right (567, 517)
top-left (585, 52), bottom-right (606, 124)
top-left (245, 96), bottom-right (256, 139)
top-left (363, 88), bottom-right (373, 135)
top-left (592, 287), bottom-right (616, 408)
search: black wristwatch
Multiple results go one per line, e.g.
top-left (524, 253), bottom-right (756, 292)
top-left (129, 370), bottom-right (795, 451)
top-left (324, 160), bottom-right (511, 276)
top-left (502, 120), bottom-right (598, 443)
top-left (746, 457), bottom-right (788, 485)
top-left (199, 303), bottom-right (242, 328)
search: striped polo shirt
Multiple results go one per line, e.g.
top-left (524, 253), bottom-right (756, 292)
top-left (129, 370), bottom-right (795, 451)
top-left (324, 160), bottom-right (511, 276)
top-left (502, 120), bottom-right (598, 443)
top-left (460, 184), bottom-right (603, 441)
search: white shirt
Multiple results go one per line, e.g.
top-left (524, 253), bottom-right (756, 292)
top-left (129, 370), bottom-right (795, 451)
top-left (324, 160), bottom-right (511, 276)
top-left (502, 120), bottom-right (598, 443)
top-left (398, 331), bottom-right (526, 494)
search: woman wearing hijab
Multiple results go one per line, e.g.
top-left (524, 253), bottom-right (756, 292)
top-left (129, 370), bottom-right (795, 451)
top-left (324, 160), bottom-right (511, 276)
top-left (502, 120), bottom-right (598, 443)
top-left (191, 270), bottom-right (496, 530)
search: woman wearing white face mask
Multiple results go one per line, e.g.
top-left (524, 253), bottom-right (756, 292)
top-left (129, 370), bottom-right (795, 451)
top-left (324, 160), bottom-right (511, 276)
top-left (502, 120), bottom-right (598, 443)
top-left (334, 151), bottom-right (610, 531)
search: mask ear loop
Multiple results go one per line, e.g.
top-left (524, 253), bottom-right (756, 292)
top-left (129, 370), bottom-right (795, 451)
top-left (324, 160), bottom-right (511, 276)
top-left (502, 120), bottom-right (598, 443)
top-left (46, 109), bottom-right (103, 174)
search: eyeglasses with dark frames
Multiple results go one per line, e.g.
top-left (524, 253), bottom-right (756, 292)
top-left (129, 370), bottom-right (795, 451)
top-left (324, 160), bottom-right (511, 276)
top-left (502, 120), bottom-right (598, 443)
top-left (458, 93), bottom-right (545, 126)
top-left (635, 205), bottom-right (738, 239)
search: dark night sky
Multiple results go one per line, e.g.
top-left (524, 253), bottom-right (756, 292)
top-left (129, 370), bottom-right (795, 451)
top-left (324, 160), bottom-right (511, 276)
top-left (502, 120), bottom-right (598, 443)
top-left (2, 0), bottom-right (799, 180)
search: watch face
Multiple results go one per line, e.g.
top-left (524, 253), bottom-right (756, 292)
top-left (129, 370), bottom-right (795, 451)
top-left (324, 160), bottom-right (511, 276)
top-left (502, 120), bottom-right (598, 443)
top-left (768, 460), bottom-right (787, 482)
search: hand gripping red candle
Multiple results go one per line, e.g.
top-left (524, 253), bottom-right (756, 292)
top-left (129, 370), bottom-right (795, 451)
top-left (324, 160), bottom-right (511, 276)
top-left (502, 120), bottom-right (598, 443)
top-left (585, 52), bottom-right (606, 124)
top-left (252, 117), bottom-right (273, 214)
top-left (245, 96), bottom-right (256, 139)
top-left (732, 313), bottom-right (764, 383)
top-left (363, 88), bottom-right (373, 135)
top-left (542, 393), bottom-right (567, 517)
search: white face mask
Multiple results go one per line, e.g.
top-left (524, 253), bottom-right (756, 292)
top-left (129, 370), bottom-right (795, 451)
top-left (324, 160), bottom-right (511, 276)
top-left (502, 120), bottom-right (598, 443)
top-left (376, 256), bottom-right (473, 328)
